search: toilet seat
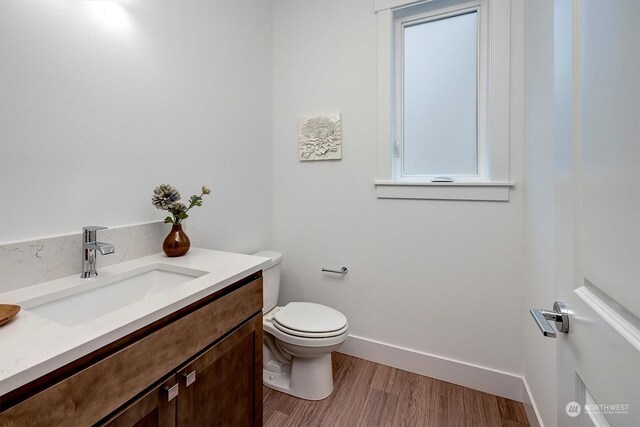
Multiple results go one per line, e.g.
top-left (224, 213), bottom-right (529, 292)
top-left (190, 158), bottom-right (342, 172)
top-left (263, 318), bottom-right (348, 348)
top-left (273, 302), bottom-right (347, 336)
top-left (274, 321), bottom-right (349, 338)
top-left (264, 304), bottom-right (349, 348)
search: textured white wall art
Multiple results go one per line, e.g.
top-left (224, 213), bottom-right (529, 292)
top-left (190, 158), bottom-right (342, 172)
top-left (298, 113), bottom-right (342, 161)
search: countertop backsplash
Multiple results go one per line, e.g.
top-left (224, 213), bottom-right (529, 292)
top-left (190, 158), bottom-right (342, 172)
top-left (0, 222), bottom-right (166, 294)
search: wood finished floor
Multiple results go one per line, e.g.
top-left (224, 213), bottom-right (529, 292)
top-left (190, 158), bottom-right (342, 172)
top-left (263, 353), bottom-right (530, 427)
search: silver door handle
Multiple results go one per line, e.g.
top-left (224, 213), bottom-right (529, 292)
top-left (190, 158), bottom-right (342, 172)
top-left (530, 301), bottom-right (569, 338)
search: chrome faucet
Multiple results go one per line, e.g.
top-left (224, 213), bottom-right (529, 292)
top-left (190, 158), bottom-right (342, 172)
top-left (81, 226), bottom-right (115, 278)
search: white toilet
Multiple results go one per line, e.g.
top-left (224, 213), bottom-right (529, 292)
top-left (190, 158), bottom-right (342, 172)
top-left (253, 250), bottom-right (348, 401)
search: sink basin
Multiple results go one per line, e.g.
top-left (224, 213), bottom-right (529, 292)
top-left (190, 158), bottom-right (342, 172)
top-left (23, 264), bottom-right (208, 327)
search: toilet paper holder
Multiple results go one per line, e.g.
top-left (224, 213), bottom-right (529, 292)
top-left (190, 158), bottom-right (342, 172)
top-left (322, 267), bottom-right (348, 275)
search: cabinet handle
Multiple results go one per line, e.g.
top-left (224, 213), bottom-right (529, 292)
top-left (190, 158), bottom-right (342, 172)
top-left (164, 383), bottom-right (179, 401)
top-left (183, 370), bottom-right (196, 387)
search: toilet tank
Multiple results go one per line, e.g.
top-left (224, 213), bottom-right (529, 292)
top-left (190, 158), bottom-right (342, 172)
top-left (252, 250), bottom-right (282, 313)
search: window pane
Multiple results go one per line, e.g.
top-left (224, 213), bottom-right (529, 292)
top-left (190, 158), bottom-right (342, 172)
top-left (403, 12), bottom-right (478, 176)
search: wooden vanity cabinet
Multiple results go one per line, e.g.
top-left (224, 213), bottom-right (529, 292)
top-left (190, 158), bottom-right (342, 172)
top-left (0, 273), bottom-right (263, 427)
top-left (99, 315), bottom-right (262, 427)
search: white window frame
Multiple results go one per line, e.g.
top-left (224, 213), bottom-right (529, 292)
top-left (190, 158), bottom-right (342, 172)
top-left (375, 0), bottom-right (514, 201)
top-left (395, 3), bottom-right (486, 183)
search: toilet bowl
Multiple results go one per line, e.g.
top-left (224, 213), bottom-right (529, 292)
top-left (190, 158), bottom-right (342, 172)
top-left (253, 251), bottom-right (348, 401)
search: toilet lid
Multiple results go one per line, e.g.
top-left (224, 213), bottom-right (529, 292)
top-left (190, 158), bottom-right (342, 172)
top-left (273, 302), bottom-right (347, 334)
top-left (273, 321), bottom-right (348, 339)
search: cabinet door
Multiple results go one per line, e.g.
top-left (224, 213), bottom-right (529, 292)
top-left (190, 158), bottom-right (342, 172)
top-left (96, 376), bottom-right (178, 427)
top-left (176, 315), bottom-right (262, 427)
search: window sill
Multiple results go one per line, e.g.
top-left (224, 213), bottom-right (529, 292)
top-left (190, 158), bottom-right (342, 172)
top-left (374, 181), bottom-right (514, 201)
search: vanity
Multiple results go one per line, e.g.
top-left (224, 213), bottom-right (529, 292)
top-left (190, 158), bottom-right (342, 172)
top-left (0, 248), bottom-right (269, 426)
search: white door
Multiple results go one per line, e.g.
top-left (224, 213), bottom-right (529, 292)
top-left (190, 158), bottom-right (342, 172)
top-left (551, 0), bottom-right (640, 426)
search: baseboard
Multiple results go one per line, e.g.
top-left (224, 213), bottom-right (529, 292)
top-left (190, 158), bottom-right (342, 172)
top-left (337, 334), bottom-right (524, 402)
top-left (521, 377), bottom-right (544, 427)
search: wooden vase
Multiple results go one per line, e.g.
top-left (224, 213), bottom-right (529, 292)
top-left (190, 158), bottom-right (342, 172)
top-left (163, 224), bottom-right (191, 257)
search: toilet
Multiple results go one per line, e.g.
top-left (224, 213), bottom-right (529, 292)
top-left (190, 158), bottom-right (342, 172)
top-left (253, 250), bottom-right (348, 401)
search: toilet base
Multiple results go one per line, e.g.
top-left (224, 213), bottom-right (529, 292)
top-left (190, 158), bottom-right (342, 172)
top-left (263, 353), bottom-right (334, 400)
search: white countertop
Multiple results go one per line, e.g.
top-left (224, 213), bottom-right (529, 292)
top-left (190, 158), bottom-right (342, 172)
top-left (0, 248), bottom-right (270, 396)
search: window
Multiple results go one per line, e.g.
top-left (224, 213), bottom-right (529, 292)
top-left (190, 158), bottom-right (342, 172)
top-left (397, 9), bottom-right (481, 181)
top-left (375, 0), bottom-right (513, 201)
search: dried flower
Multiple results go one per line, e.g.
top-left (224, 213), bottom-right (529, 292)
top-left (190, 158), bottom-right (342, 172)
top-left (152, 184), bottom-right (211, 225)
top-left (167, 202), bottom-right (187, 215)
top-left (152, 184), bottom-right (181, 210)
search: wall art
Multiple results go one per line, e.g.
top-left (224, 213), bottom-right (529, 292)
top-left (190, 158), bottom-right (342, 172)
top-left (298, 113), bottom-right (342, 161)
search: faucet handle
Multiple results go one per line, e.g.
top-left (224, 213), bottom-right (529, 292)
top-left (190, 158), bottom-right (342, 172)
top-left (82, 226), bottom-right (108, 244)
top-left (83, 226), bottom-right (108, 232)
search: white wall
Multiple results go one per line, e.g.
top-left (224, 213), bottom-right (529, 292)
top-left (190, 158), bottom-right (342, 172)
top-left (272, 0), bottom-right (525, 379)
top-left (1, 1), bottom-right (559, 418)
top-left (522, 1), bottom-right (557, 425)
top-left (0, 0), bottom-right (272, 254)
